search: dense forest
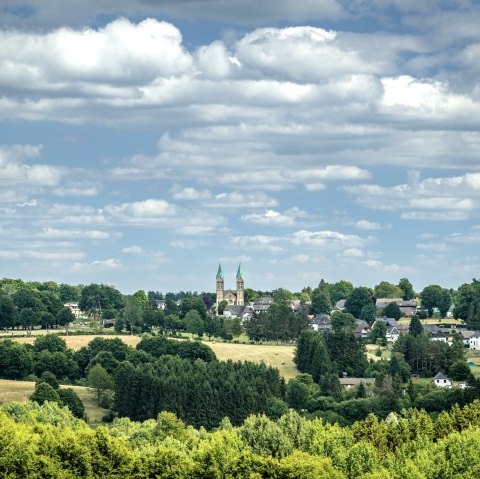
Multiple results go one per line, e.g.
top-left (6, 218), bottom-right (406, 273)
top-left (3, 399), bottom-right (480, 478)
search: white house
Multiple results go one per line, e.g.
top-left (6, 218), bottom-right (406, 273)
top-left (433, 372), bottom-right (452, 388)
top-left (469, 333), bottom-right (480, 350)
top-left (64, 303), bottom-right (82, 318)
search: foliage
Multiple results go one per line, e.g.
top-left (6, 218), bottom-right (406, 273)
top-left (328, 280), bottom-right (354, 305)
top-left (420, 285), bottom-right (452, 317)
top-left (30, 381), bottom-right (61, 405)
top-left (345, 287), bottom-right (374, 318)
top-left (311, 280), bottom-right (332, 315)
top-left (58, 388), bottom-right (85, 418)
top-left (383, 302), bottom-right (402, 321)
top-left (398, 278), bottom-right (415, 300)
top-left (374, 282), bottom-right (403, 299)
top-left (360, 303), bottom-right (376, 325)
top-left (87, 364), bottom-right (115, 405)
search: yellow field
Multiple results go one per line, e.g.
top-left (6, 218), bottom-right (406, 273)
top-left (205, 341), bottom-right (298, 379)
top-left (365, 344), bottom-right (391, 361)
top-left (6, 334), bottom-right (299, 379)
top-left (0, 379), bottom-right (109, 424)
top-left (11, 334), bottom-right (142, 350)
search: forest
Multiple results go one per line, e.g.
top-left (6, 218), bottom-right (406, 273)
top-left (2, 398), bottom-right (480, 478)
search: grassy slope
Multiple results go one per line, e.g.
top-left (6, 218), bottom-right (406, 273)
top-left (0, 379), bottom-right (109, 424)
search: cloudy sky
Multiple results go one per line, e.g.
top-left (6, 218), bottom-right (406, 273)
top-left (1, 0), bottom-right (480, 294)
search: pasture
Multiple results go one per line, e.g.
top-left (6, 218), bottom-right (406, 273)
top-left (0, 379), bottom-right (109, 424)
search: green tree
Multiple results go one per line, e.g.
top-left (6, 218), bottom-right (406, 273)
top-left (370, 321), bottom-right (387, 345)
top-left (328, 280), bottom-right (354, 305)
top-left (30, 381), bottom-right (61, 405)
top-left (37, 371), bottom-right (59, 390)
top-left (331, 311), bottom-right (356, 334)
top-left (123, 295), bottom-right (142, 334)
top-left (408, 315), bottom-right (424, 337)
top-left (374, 281), bottom-right (403, 299)
top-left (311, 279), bottom-right (332, 315)
top-left (184, 310), bottom-right (205, 337)
top-left (383, 302), bottom-right (402, 321)
top-left (0, 293), bottom-right (17, 329)
top-left (58, 283), bottom-right (81, 303)
top-left (87, 363), bottom-right (115, 406)
top-left (398, 278), bottom-right (415, 300)
top-left (360, 303), bottom-right (377, 325)
top-left (0, 340), bottom-right (33, 379)
top-left (272, 288), bottom-right (293, 305)
top-left (58, 388), bottom-right (85, 418)
top-left (34, 333), bottom-right (67, 353)
top-left (420, 285), bottom-right (443, 317)
top-left (448, 361), bottom-right (473, 381)
top-left (345, 287), bottom-right (373, 318)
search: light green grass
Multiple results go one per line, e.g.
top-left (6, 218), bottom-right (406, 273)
top-left (0, 379), bottom-right (109, 425)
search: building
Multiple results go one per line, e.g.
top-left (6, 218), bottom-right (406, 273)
top-left (64, 303), bottom-right (82, 318)
top-left (339, 377), bottom-right (375, 389)
top-left (375, 298), bottom-right (418, 317)
top-left (216, 264), bottom-right (244, 307)
top-left (469, 333), bottom-right (480, 350)
top-left (252, 296), bottom-right (274, 314)
top-left (433, 372), bottom-right (452, 388)
top-left (311, 314), bottom-right (332, 332)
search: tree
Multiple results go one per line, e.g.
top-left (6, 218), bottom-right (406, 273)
top-left (58, 283), bottom-right (81, 303)
top-left (0, 293), bottom-right (17, 329)
top-left (370, 321), bottom-right (387, 345)
top-left (420, 285), bottom-right (447, 317)
top-left (383, 302), bottom-right (402, 321)
top-left (56, 307), bottom-right (75, 332)
top-left (360, 303), bottom-right (376, 325)
top-left (78, 283), bottom-right (123, 320)
top-left (217, 300), bottom-right (228, 315)
top-left (123, 295), bottom-right (142, 334)
top-left (328, 280), bottom-right (354, 305)
top-left (398, 278), bottom-right (415, 300)
top-left (345, 287), bottom-right (373, 318)
top-left (311, 280), bottom-right (332, 315)
top-left (438, 288), bottom-right (452, 317)
top-left (0, 340), bottom-right (33, 379)
top-left (272, 288), bottom-right (293, 305)
top-left (30, 381), bottom-right (61, 405)
top-left (409, 315), bottom-right (424, 337)
top-left (58, 388), bottom-right (85, 418)
top-left (34, 334), bottom-right (67, 353)
top-left (184, 310), bottom-right (205, 336)
top-left (374, 281), bottom-right (403, 299)
top-left (37, 371), bottom-right (59, 390)
top-left (448, 361), bottom-right (473, 381)
top-left (87, 364), bottom-right (115, 405)
top-left (331, 311), bottom-right (356, 334)
top-left (179, 295), bottom-right (207, 321)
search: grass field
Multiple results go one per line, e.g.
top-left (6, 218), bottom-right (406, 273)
top-left (365, 344), bottom-right (391, 361)
top-left (7, 334), bottom-right (299, 379)
top-left (0, 379), bottom-right (109, 424)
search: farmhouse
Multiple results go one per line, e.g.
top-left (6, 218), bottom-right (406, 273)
top-left (433, 372), bottom-right (452, 388)
top-left (339, 377), bottom-right (375, 389)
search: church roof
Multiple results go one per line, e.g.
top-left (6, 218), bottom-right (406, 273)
top-left (236, 263), bottom-right (243, 279)
top-left (216, 264), bottom-right (223, 279)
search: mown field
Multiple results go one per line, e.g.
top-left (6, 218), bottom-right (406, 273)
top-left (6, 334), bottom-right (299, 379)
top-left (0, 379), bottom-right (109, 424)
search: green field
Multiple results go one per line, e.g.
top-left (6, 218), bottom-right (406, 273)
top-left (0, 379), bottom-right (109, 424)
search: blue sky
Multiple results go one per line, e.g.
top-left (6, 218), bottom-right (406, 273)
top-left (1, 0), bottom-right (480, 294)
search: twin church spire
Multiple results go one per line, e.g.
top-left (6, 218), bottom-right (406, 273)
top-left (216, 263), bottom-right (244, 307)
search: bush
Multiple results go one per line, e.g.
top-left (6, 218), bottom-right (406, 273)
top-left (37, 371), bottom-right (59, 390)
top-left (30, 382), bottom-right (61, 406)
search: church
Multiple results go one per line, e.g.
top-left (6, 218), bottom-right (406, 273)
top-left (216, 264), bottom-right (244, 307)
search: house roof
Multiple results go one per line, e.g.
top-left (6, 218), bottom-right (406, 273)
top-left (433, 372), bottom-right (450, 380)
top-left (216, 264), bottom-right (223, 279)
top-left (375, 317), bottom-right (397, 328)
top-left (224, 305), bottom-right (246, 317)
top-left (254, 296), bottom-right (274, 305)
top-left (334, 299), bottom-right (346, 310)
top-left (312, 314), bottom-right (331, 325)
top-left (339, 377), bottom-right (375, 386)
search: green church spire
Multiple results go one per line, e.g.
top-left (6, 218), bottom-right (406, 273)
top-left (236, 263), bottom-right (243, 279)
top-left (216, 264), bottom-right (223, 279)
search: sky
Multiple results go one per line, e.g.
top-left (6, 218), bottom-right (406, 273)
top-left (1, 0), bottom-right (480, 294)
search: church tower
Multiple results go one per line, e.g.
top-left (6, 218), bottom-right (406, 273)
top-left (216, 264), bottom-right (224, 306)
top-left (236, 263), bottom-right (244, 306)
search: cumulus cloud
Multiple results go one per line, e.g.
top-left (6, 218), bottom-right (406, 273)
top-left (241, 208), bottom-right (307, 226)
top-left (72, 258), bottom-right (121, 271)
top-left (355, 220), bottom-right (383, 230)
top-left (344, 172), bottom-right (480, 220)
top-left (37, 228), bottom-right (112, 240)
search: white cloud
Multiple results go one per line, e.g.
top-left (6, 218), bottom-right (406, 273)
top-left (171, 186), bottom-right (211, 200)
top-left (122, 245), bottom-right (145, 254)
top-left (37, 228), bottom-right (112, 240)
top-left (241, 208), bottom-right (306, 226)
top-left (355, 220), bottom-right (382, 230)
top-left (169, 239), bottom-right (202, 249)
top-left (305, 183), bottom-right (325, 192)
top-left (343, 248), bottom-right (364, 257)
top-left (206, 192), bottom-right (278, 208)
top-left (72, 258), bottom-right (121, 271)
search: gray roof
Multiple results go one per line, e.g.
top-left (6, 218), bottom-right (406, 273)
top-left (375, 317), bottom-right (398, 328)
top-left (433, 372), bottom-right (450, 380)
top-left (339, 377), bottom-right (375, 386)
top-left (334, 299), bottom-right (346, 310)
top-left (224, 305), bottom-right (246, 317)
top-left (254, 296), bottom-right (274, 305)
top-left (312, 314), bottom-right (331, 325)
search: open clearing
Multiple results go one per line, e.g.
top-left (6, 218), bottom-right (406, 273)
top-left (7, 334), bottom-right (299, 379)
top-left (0, 379), bottom-right (109, 424)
